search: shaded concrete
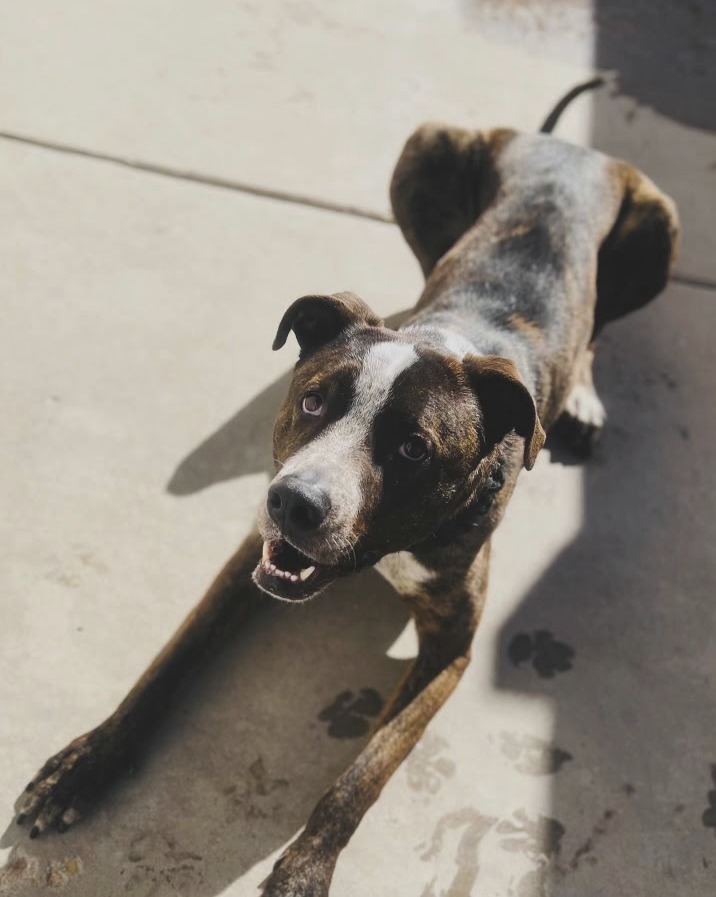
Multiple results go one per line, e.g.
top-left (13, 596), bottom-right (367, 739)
top-left (496, 290), bottom-right (716, 896)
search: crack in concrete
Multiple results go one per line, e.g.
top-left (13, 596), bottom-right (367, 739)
top-left (0, 128), bottom-right (395, 225)
top-left (1, 128), bottom-right (713, 293)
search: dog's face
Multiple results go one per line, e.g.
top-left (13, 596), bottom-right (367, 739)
top-left (254, 292), bottom-right (544, 602)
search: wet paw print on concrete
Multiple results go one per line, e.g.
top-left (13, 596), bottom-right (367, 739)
top-left (406, 732), bottom-right (456, 794)
top-left (223, 756), bottom-right (289, 823)
top-left (416, 807), bottom-right (564, 897)
top-left (496, 809), bottom-right (566, 863)
top-left (703, 764), bottom-right (716, 834)
top-left (122, 832), bottom-right (204, 893)
top-left (318, 688), bottom-right (384, 738)
top-left (508, 630), bottom-right (575, 678)
top-left (498, 731), bottom-right (573, 776)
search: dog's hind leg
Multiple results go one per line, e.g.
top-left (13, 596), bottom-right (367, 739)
top-left (15, 529), bottom-right (265, 836)
top-left (594, 161), bottom-right (680, 336)
top-left (390, 124), bottom-right (514, 277)
top-left (553, 344), bottom-right (606, 457)
top-left (260, 545), bottom-right (489, 897)
top-left (555, 164), bottom-right (679, 459)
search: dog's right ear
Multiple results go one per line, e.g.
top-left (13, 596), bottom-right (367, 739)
top-left (272, 292), bottom-right (383, 356)
top-left (464, 354), bottom-right (545, 470)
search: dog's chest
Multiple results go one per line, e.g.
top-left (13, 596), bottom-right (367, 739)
top-left (375, 551), bottom-right (436, 596)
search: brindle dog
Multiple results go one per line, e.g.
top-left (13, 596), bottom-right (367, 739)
top-left (14, 81), bottom-right (678, 896)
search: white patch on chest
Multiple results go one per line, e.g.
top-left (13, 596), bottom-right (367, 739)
top-left (376, 551), bottom-right (437, 596)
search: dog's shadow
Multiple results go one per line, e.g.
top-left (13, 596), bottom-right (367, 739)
top-left (0, 572), bottom-right (411, 895)
top-left (0, 310), bottom-right (415, 896)
top-left (166, 310), bottom-right (412, 496)
top-left (494, 292), bottom-right (716, 894)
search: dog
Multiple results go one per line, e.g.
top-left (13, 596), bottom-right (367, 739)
top-left (14, 80), bottom-right (678, 896)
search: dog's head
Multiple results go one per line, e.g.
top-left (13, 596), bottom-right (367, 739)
top-left (254, 292), bottom-right (544, 601)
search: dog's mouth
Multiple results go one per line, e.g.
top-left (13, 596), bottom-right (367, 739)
top-left (252, 538), bottom-right (347, 602)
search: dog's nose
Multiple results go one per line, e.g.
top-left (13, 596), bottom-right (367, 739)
top-left (267, 476), bottom-right (331, 533)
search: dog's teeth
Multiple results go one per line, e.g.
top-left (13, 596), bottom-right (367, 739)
top-left (290, 574), bottom-right (298, 582)
top-left (262, 541), bottom-right (270, 561)
top-left (269, 564), bottom-right (277, 574)
top-left (299, 566), bottom-right (316, 582)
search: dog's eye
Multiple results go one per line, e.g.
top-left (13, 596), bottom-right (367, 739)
top-left (398, 435), bottom-right (428, 461)
top-left (301, 392), bottom-right (324, 417)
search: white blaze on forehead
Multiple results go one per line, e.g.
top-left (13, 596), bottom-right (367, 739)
top-left (277, 340), bottom-right (418, 484)
top-left (270, 341), bottom-right (419, 545)
top-left (352, 341), bottom-right (418, 422)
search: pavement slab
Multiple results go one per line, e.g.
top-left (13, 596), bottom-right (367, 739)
top-left (0, 0), bottom-right (594, 215)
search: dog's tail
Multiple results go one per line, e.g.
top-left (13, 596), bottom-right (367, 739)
top-left (539, 77), bottom-right (605, 134)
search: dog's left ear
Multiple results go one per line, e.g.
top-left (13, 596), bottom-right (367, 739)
top-left (272, 291), bottom-right (383, 356)
top-left (464, 354), bottom-right (545, 470)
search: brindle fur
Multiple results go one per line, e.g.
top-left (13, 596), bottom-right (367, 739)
top-left (15, 85), bottom-right (678, 896)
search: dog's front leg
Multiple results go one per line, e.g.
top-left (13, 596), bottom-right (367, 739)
top-left (261, 545), bottom-right (488, 897)
top-left (15, 528), bottom-right (264, 836)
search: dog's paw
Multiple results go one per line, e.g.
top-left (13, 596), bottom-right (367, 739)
top-left (16, 724), bottom-right (128, 837)
top-left (554, 384), bottom-right (606, 458)
top-left (260, 836), bottom-right (333, 897)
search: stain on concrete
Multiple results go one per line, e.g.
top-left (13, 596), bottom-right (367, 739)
top-left (222, 755), bottom-right (289, 823)
top-left (562, 807), bottom-right (617, 875)
top-left (43, 545), bottom-right (108, 590)
top-left (0, 851), bottom-right (82, 893)
top-left (405, 732), bottom-right (456, 794)
top-left (702, 764), bottom-right (716, 834)
top-left (548, 787), bottom-right (639, 882)
top-left (497, 809), bottom-right (565, 861)
top-left (0, 852), bottom-right (40, 893)
top-left (568, 820), bottom-right (606, 870)
top-left (75, 546), bottom-right (109, 575)
top-left (499, 731), bottom-right (573, 776)
top-left (497, 810), bottom-right (566, 897)
top-left (417, 807), bottom-right (497, 897)
top-left (418, 807), bottom-right (567, 897)
top-left (507, 630), bottom-right (575, 678)
top-left (318, 687), bottom-right (384, 738)
top-left (45, 568), bottom-right (81, 589)
top-left (122, 831), bottom-right (203, 894)
top-left (44, 857), bottom-right (83, 889)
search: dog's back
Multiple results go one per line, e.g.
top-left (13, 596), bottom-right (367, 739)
top-left (391, 92), bottom-right (679, 427)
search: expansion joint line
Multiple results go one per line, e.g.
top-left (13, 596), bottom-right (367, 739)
top-left (0, 128), bottom-right (713, 293)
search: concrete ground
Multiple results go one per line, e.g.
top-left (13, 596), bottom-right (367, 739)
top-left (1, 1), bottom-right (714, 895)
